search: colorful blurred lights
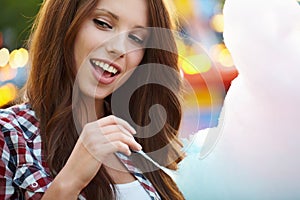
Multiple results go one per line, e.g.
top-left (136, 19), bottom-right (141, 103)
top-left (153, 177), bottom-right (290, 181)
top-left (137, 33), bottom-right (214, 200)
top-left (210, 43), bottom-right (234, 68)
top-left (0, 83), bottom-right (17, 107)
top-left (219, 49), bottom-right (234, 67)
top-left (0, 65), bottom-right (17, 82)
top-left (0, 48), bottom-right (10, 67)
top-left (210, 14), bottom-right (224, 33)
top-left (180, 54), bottom-right (212, 75)
top-left (9, 48), bottom-right (29, 68)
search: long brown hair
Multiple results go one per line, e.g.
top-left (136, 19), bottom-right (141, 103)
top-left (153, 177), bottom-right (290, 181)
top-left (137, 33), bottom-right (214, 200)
top-left (26, 0), bottom-right (185, 199)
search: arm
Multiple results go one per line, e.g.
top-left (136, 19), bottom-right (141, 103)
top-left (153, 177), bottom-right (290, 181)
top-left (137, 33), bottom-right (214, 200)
top-left (0, 131), bottom-right (15, 200)
top-left (42, 115), bottom-right (141, 199)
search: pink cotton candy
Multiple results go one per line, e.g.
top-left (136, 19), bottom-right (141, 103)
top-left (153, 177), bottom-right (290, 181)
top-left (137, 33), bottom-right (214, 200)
top-left (176, 0), bottom-right (300, 199)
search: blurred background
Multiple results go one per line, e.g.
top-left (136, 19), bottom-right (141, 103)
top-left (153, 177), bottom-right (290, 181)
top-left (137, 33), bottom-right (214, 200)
top-left (0, 0), bottom-right (238, 132)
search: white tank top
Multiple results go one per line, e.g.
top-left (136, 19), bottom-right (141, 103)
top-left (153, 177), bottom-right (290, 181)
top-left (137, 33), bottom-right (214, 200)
top-left (115, 180), bottom-right (152, 200)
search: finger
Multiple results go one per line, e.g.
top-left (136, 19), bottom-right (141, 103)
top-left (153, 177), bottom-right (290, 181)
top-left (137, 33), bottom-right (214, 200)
top-left (100, 125), bottom-right (134, 138)
top-left (109, 141), bottom-right (132, 156)
top-left (104, 132), bottom-right (142, 151)
top-left (99, 142), bottom-right (131, 157)
top-left (98, 115), bottom-right (136, 134)
top-left (89, 142), bottom-right (131, 162)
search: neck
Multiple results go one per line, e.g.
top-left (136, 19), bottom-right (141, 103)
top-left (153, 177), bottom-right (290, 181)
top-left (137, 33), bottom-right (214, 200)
top-left (76, 95), bottom-right (105, 126)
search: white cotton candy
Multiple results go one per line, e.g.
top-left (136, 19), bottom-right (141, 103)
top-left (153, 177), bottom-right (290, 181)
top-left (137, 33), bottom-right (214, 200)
top-left (176, 0), bottom-right (300, 199)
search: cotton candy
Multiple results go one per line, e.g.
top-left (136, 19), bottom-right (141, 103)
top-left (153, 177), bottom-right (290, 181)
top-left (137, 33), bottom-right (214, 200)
top-left (176, 0), bottom-right (300, 199)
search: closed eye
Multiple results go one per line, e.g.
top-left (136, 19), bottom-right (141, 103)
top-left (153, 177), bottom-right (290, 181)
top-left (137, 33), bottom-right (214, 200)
top-left (93, 19), bottom-right (112, 29)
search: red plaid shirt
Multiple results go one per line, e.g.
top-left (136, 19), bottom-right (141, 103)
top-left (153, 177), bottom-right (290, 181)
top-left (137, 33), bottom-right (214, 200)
top-left (0, 104), bottom-right (161, 200)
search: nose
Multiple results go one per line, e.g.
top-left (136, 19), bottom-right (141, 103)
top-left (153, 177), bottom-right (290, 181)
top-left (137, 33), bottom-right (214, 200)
top-left (105, 33), bottom-right (127, 58)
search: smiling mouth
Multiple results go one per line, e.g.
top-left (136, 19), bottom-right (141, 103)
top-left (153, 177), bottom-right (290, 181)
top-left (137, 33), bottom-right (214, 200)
top-left (90, 59), bottom-right (121, 78)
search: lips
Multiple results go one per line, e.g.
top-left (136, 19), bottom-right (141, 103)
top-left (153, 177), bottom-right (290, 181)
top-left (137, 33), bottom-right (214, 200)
top-left (90, 59), bottom-right (121, 85)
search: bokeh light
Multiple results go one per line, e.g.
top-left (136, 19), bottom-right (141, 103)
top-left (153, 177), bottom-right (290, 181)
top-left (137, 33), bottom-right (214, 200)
top-left (218, 48), bottom-right (234, 67)
top-left (210, 43), bottom-right (225, 60)
top-left (173, 0), bottom-right (194, 18)
top-left (210, 43), bottom-right (234, 68)
top-left (9, 48), bottom-right (29, 68)
top-left (0, 48), bottom-right (10, 67)
top-left (0, 65), bottom-right (18, 82)
top-left (179, 54), bottom-right (212, 75)
top-left (210, 14), bottom-right (224, 33)
top-left (0, 83), bottom-right (17, 107)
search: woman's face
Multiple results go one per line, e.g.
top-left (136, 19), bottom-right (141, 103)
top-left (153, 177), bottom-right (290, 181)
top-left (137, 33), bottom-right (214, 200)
top-left (74, 0), bottom-right (149, 100)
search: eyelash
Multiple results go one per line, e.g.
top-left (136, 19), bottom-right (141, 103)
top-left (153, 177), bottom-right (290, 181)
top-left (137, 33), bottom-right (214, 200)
top-left (93, 18), bottom-right (145, 45)
top-left (128, 34), bottom-right (144, 45)
top-left (93, 19), bottom-right (112, 29)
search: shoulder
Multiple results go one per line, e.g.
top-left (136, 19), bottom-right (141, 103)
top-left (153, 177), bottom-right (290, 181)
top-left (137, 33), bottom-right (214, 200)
top-left (0, 104), bottom-right (51, 198)
top-left (0, 103), bottom-right (40, 141)
top-left (0, 103), bottom-right (41, 167)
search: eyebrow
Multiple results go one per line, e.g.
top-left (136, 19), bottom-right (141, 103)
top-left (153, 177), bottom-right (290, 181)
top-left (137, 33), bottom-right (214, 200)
top-left (134, 25), bottom-right (147, 29)
top-left (95, 8), bottom-right (119, 21)
top-left (94, 8), bottom-right (148, 29)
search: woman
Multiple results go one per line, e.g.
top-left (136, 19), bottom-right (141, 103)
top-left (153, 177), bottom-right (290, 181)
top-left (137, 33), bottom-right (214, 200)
top-left (0, 0), bottom-right (185, 199)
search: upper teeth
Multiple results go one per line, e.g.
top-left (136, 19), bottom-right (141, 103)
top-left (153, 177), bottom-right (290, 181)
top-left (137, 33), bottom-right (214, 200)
top-left (92, 60), bottom-right (118, 74)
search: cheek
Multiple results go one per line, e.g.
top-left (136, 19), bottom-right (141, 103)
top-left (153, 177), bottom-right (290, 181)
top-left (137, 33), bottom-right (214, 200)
top-left (117, 50), bottom-right (145, 86)
top-left (127, 50), bottom-right (145, 70)
top-left (74, 34), bottom-right (87, 71)
top-left (74, 24), bottom-right (99, 71)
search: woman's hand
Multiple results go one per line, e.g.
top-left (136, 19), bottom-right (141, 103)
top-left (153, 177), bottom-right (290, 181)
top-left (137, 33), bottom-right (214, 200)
top-left (42, 115), bottom-right (141, 199)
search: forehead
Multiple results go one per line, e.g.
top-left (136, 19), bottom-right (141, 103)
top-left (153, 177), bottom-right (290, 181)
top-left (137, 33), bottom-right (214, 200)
top-left (95, 0), bottom-right (149, 27)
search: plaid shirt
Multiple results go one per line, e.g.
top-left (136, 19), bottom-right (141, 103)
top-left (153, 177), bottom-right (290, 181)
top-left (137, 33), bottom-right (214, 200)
top-left (0, 103), bottom-right (161, 200)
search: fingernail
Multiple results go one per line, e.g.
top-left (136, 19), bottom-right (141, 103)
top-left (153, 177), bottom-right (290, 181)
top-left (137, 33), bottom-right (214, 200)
top-left (131, 128), bottom-right (137, 134)
top-left (137, 144), bottom-right (142, 150)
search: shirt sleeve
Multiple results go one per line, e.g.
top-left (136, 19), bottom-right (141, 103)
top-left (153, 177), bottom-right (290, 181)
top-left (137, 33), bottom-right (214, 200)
top-left (0, 128), bottom-right (16, 199)
top-left (0, 114), bottom-right (52, 200)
